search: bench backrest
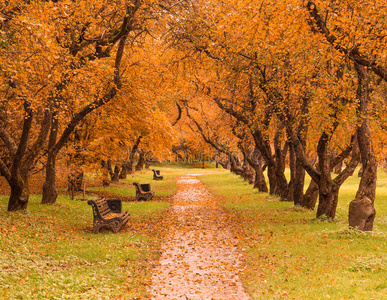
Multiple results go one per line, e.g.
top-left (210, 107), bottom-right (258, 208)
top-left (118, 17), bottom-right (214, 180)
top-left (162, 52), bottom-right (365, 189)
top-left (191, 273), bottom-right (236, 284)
top-left (152, 169), bottom-right (161, 176)
top-left (133, 182), bottom-right (152, 194)
top-left (88, 198), bottom-right (111, 219)
top-left (106, 198), bottom-right (122, 213)
top-left (141, 184), bottom-right (151, 192)
top-left (133, 182), bottom-right (142, 193)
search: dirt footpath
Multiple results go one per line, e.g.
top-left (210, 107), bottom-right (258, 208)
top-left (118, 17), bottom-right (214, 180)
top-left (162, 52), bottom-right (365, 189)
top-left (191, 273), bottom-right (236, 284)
top-left (148, 174), bottom-right (250, 299)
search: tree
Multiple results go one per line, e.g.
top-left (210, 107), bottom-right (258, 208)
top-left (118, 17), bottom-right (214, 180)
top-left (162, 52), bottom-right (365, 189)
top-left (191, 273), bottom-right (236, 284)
top-left (1, 1), bottom-right (63, 210)
top-left (305, 0), bottom-right (387, 226)
top-left (41, 0), bottom-right (147, 205)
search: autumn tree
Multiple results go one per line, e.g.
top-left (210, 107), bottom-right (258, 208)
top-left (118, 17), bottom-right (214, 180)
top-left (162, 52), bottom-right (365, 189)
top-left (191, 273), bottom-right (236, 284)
top-left (1, 0), bottom-right (62, 210)
top-left (305, 0), bottom-right (387, 227)
top-left (41, 0), bottom-right (147, 205)
top-left (163, 0), bottom-right (368, 220)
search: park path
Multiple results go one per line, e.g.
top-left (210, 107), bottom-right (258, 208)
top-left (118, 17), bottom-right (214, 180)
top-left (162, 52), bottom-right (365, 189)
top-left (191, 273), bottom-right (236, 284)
top-left (148, 174), bottom-right (250, 300)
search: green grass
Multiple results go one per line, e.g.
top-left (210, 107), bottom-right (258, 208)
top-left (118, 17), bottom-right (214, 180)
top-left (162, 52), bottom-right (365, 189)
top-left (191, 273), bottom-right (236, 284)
top-left (0, 194), bottom-right (170, 299)
top-left (200, 169), bottom-right (387, 300)
top-left (86, 165), bottom-right (219, 198)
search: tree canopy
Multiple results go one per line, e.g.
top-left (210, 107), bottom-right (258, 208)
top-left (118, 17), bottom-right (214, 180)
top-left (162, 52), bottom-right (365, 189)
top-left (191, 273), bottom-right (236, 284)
top-left (1, 0), bottom-right (386, 230)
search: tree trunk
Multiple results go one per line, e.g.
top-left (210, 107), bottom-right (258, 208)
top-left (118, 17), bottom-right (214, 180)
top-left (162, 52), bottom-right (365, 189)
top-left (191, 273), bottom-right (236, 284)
top-left (316, 132), bottom-right (360, 219)
top-left (42, 151), bottom-right (59, 204)
top-left (289, 135), bottom-right (307, 206)
top-left (287, 142), bottom-right (296, 203)
top-left (240, 150), bottom-right (254, 183)
top-left (333, 160), bottom-right (342, 174)
top-left (246, 149), bottom-right (268, 192)
top-left (6, 101), bottom-right (33, 211)
top-left (293, 158), bottom-right (306, 205)
top-left (135, 150), bottom-right (145, 171)
top-left (100, 160), bottom-right (110, 186)
top-left (316, 184), bottom-right (340, 219)
top-left (230, 155), bottom-right (244, 176)
top-left (358, 166), bottom-right (363, 177)
top-left (349, 64), bottom-right (377, 231)
top-left (70, 170), bottom-right (84, 191)
top-left (302, 179), bottom-right (319, 209)
top-left (127, 160), bottom-right (134, 174)
top-left (241, 151), bottom-right (248, 180)
top-left (119, 162), bottom-right (129, 179)
top-left (128, 135), bottom-right (142, 173)
top-left (217, 157), bottom-right (230, 169)
top-left (253, 164), bottom-right (268, 192)
top-left (8, 177), bottom-right (29, 211)
top-left (111, 165), bottom-right (120, 182)
top-left (41, 112), bottom-right (59, 204)
top-left (356, 122), bottom-right (377, 203)
top-left (267, 163), bottom-right (289, 199)
top-left (145, 160), bottom-right (152, 169)
top-left (315, 132), bottom-right (335, 218)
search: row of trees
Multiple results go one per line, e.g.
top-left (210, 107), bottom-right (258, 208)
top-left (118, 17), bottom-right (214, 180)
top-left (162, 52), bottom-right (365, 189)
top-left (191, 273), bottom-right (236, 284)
top-left (0, 0), bottom-right (178, 210)
top-left (161, 0), bottom-right (387, 230)
top-left (1, 0), bottom-right (387, 231)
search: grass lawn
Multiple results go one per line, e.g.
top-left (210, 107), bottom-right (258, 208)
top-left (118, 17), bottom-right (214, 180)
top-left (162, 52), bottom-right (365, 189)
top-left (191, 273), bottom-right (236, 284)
top-left (86, 164), bottom-right (219, 198)
top-left (0, 165), bottom-right (221, 299)
top-left (0, 194), bottom-right (169, 299)
top-left (200, 169), bottom-right (387, 300)
top-left (2, 164), bottom-right (385, 299)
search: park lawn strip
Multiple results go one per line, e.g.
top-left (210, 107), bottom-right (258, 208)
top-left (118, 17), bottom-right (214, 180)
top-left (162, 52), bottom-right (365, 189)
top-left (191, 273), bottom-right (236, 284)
top-left (0, 194), bottom-right (169, 299)
top-left (87, 165), bottom-right (219, 198)
top-left (200, 170), bottom-right (387, 300)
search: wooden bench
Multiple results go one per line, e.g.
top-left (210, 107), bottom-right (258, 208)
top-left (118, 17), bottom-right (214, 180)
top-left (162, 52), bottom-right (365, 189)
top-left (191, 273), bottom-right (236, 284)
top-left (152, 169), bottom-right (164, 180)
top-left (133, 182), bottom-right (155, 201)
top-left (87, 198), bottom-right (130, 233)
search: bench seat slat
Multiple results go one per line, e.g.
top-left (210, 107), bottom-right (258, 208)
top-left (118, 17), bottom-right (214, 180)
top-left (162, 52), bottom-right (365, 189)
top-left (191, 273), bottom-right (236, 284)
top-left (99, 206), bottom-right (111, 215)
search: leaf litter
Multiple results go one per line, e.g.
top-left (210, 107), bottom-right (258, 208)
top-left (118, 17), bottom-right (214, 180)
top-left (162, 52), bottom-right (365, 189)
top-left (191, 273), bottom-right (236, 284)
top-left (148, 175), bottom-right (250, 299)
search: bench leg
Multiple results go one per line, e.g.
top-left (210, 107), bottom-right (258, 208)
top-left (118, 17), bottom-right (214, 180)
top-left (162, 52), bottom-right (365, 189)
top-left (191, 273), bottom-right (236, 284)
top-left (93, 219), bottom-right (123, 233)
top-left (111, 219), bottom-right (123, 233)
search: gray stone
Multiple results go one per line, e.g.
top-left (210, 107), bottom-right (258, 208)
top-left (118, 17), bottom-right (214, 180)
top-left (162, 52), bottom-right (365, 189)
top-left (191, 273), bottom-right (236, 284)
top-left (348, 196), bottom-right (376, 231)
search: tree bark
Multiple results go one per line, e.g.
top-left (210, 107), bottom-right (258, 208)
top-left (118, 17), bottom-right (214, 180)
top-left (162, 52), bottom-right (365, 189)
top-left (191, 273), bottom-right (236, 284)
top-left (266, 163), bottom-right (289, 199)
top-left (135, 150), bottom-right (145, 171)
top-left (100, 160), bottom-right (111, 186)
top-left (354, 66), bottom-right (377, 202)
top-left (8, 175), bottom-right (29, 211)
top-left (315, 132), bottom-right (337, 218)
top-left (288, 141), bottom-right (306, 206)
top-left (333, 160), bottom-right (342, 174)
top-left (250, 129), bottom-right (288, 199)
top-left (68, 170), bottom-right (84, 192)
top-left (302, 179), bottom-right (319, 209)
top-left (7, 101), bottom-right (33, 211)
top-left (356, 122), bottom-right (377, 203)
top-left (349, 64), bottom-right (377, 231)
top-left (41, 111), bottom-right (59, 204)
top-left (229, 154), bottom-right (244, 176)
top-left (127, 135), bottom-right (143, 174)
top-left (253, 164), bottom-right (268, 192)
top-left (246, 149), bottom-right (268, 192)
top-left (111, 165), bottom-right (120, 182)
top-left (119, 162), bottom-right (130, 179)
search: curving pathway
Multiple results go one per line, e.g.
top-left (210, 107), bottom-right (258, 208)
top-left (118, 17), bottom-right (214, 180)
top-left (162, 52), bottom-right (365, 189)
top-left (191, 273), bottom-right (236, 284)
top-left (148, 174), bottom-right (250, 299)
